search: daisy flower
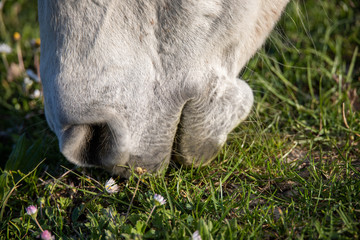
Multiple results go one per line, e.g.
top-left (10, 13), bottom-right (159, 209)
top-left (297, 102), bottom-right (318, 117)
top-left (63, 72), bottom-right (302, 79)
top-left (105, 178), bottom-right (120, 194)
top-left (154, 194), bottom-right (166, 206)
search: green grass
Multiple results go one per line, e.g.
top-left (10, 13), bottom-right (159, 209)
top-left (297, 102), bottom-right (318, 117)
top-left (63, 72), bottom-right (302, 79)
top-left (1, 0), bottom-right (359, 239)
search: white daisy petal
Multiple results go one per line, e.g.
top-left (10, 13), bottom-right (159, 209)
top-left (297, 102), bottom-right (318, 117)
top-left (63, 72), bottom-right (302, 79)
top-left (0, 43), bottom-right (11, 54)
top-left (30, 89), bottom-right (41, 99)
top-left (105, 178), bottom-right (120, 194)
top-left (154, 193), bottom-right (166, 206)
top-left (192, 230), bottom-right (201, 240)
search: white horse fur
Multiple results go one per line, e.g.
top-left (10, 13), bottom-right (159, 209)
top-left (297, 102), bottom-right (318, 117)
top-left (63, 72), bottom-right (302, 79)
top-left (38, 0), bottom-right (289, 177)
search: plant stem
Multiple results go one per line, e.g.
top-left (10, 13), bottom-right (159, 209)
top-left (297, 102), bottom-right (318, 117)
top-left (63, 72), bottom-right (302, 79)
top-left (33, 217), bottom-right (44, 232)
top-left (125, 176), bottom-right (141, 218)
top-left (1, 53), bottom-right (9, 71)
top-left (16, 42), bottom-right (24, 71)
top-left (0, 0), bottom-right (8, 41)
top-left (145, 206), bottom-right (156, 226)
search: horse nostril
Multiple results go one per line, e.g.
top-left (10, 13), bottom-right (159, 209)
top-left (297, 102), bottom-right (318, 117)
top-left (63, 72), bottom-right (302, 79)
top-left (85, 123), bottom-right (114, 166)
top-left (59, 122), bottom-right (127, 169)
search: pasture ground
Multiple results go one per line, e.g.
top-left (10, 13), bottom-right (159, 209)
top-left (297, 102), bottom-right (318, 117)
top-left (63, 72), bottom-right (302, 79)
top-left (0, 0), bottom-right (359, 239)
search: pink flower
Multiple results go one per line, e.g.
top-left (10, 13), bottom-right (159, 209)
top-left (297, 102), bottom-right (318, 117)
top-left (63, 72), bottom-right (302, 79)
top-left (41, 230), bottom-right (55, 240)
top-left (26, 205), bottom-right (38, 216)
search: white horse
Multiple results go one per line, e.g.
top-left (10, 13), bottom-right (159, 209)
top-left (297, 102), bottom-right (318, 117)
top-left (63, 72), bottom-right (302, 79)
top-left (38, 0), bottom-right (289, 177)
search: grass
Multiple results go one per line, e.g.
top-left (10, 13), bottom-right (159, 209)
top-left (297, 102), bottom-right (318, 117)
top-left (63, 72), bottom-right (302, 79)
top-left (0, 0), bottom-right (359, 239)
